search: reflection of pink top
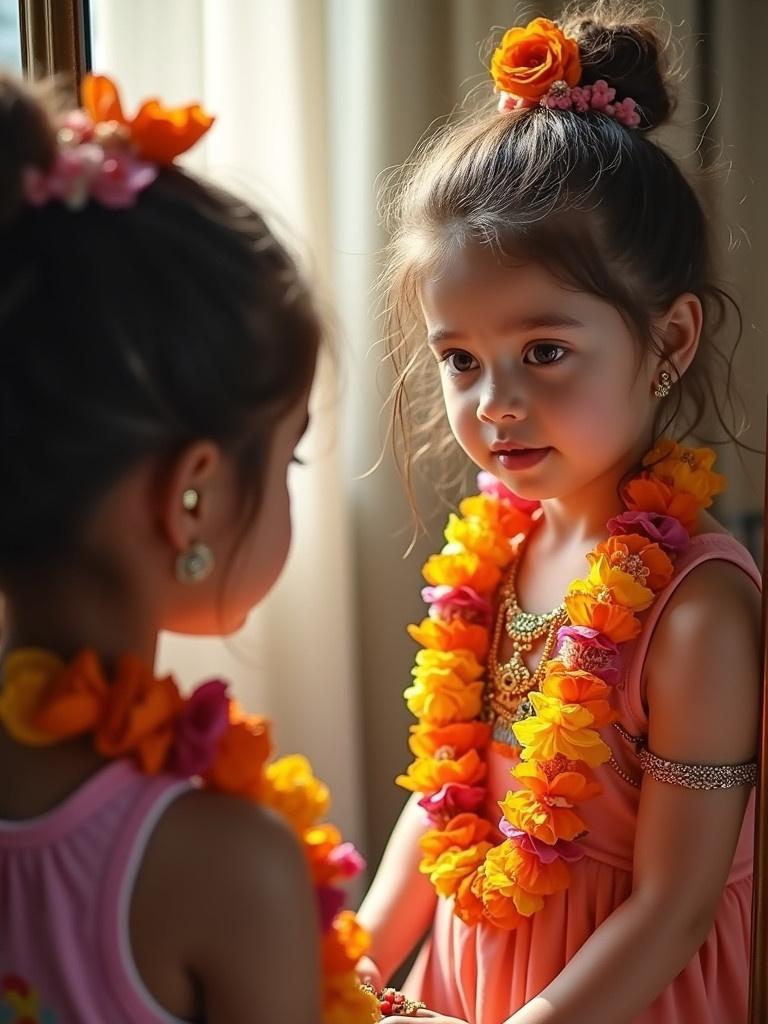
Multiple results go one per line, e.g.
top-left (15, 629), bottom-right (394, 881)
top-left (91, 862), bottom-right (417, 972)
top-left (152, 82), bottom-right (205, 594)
top-left (408, 533), bottom-right (761, 1024)
top-left (0, 759), bottom-right (192, 1023)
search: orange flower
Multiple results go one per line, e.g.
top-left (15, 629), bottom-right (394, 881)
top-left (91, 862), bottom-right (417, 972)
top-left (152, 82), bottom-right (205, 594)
top-left (31, 649), bottom-right (109, 740)
top-left (93, 655), bottom-right (183, 773)
top-left (261, 754), bottom-right (330, 833)
top-left (623, 476), bottom-right (701, 533)
top-left (490, 18), bottom-right (581, 102)
top-left (422, 551), bottom-right (501, 596)
top-left (453, 865), bottom-right (488, 925)
top-left (82, 74), bottom-right (214, 164)
top-left (564, 593), bottom-right (641, 643)
top-left (204, 712), bottom-right (272, 799)
top-left (512, 693), bottom-right (611, 767)
top-left (444, 513), bottom-right (512, 567)
top-left (322, 972), bottom-right (382, 1024)
top-left (475, 842), bottom-right (546, 924)
top-left (419, 812), bottom-right (493, 870)
top-left (0, 649), bottom-right (70, 745)
top-left (500, 761), bottom-right (599, 844)
top-left (540, 667), bottom-right (615, 727)
top-left (591, 534), bottom-right (673, 592)
top-left (407, 721), bottom-right (491, 759)
top-left (322, 910), bottom-right (370, 975)
top-left (471, 864), bottom-right (529, 930)
top-left (458, 494), bottom-right (533, 540)
top-left (304, 823), bottom-right (343, 885)
top-left (643, 440), bottom-right (726, 507)
top-left (407, 617), bottom-right (489, 660)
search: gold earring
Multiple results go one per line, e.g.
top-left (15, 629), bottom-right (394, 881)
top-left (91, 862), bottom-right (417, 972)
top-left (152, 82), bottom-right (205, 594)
top-left (175, 541), bottom-right (214, 584)
top-left (653, 370), bottom-right (673, 399)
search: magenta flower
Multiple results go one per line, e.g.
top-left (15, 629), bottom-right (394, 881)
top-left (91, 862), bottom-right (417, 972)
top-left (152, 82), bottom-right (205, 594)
top-left (555, 625), bottom-right (620, 684)
top-left (476, 471), bottom-right (540, 511)
top-left (501, 822), bottom-right (585, 863)
top-left (421, 585), bottom-right (492, 626)
top-left (317, 885), bottom-right (346, 932)
top-left (169, 679), bottom-right (230, 777)
top-left (328, 842), bottom-right (366, 881)
top-left (607, 510), bottom-right (690, 558)
top-left (418, 783), bottom-right (486, 824)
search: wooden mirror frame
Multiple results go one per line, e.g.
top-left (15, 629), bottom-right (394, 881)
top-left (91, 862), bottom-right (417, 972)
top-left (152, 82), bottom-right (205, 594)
top-left (11, 2), bottom-right (768, 1017)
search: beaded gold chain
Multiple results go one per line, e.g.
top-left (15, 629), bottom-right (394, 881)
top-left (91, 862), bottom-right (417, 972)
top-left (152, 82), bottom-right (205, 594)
top-left (484, 555), bottom-right (569, 747)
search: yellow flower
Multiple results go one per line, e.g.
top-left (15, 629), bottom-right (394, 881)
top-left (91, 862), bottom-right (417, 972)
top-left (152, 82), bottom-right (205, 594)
top-left (322, 972), bottom-right (382, 1024)
top-left (422, 551), bottom-right (501, 596)
top-left (476, 842), bottom-right (545, 923)
top-left (458, 494), bottom-right (533, 539)
top-left (444, 513), bottom-right (512, 566)
top-left (568, 554), bottom-right (654, 612)
top-left (404, 674), bottom-right (484, 725)
top-left (262, 754), bottom-right (330, 833)
top-left (0, 649), bottom-right (67, 745)
top-left (428, 841), bottom-right (494, 899)
top-left (512, 692), bottom-right (611, 767)
top-left (413, 648), bottom-right (484, 684)
top-left (643, 440), bottom-right (726, 507)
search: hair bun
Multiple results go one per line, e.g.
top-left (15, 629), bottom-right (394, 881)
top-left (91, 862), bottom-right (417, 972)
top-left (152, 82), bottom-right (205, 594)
top-left (0, 76), bottom-right (57, 226)
top-left (564, 6), bottom-right (675, 131)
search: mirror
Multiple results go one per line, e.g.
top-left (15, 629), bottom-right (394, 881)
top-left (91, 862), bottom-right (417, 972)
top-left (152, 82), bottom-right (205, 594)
top-left (0, 0), bottom-right (21, 72)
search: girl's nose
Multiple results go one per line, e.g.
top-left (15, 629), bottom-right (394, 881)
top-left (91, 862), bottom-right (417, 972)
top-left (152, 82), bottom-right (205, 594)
top-left (476, 376), bottom-right (526, 424)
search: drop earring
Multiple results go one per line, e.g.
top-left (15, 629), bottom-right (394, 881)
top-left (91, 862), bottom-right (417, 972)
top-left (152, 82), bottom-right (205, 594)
top-left (653, 370), bottom-right (673, 399)
top-left (175, 541), bottom-right (214, 584)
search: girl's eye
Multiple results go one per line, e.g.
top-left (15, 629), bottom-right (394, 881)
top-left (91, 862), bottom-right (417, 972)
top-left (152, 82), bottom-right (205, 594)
top-left (441, 350), bottom-right (478, 374)
top-left (524, 343), bottom-right (567, 366)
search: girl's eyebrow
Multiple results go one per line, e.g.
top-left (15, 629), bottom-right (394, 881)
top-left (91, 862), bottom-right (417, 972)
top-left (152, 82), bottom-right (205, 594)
top-left (427, 313), bottom-right (584, 346)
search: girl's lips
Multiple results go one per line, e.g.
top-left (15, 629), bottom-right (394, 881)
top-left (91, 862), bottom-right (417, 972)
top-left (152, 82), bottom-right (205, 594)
top-left (494, 447), bottom-right (551, 470)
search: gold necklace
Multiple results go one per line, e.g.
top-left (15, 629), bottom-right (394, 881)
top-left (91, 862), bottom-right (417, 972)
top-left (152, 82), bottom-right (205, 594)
top-left (485, 556), bottom-right (568, 747)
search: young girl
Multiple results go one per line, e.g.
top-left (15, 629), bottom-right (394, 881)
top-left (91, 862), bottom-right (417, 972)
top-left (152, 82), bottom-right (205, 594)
top-left (357, 5), bottom-right (762, 1023)
top-left (0, 74), bottom-right (380, 1024)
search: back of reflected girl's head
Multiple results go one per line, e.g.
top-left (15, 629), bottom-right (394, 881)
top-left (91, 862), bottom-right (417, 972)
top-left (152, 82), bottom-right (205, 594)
top-left (0, 75), bottom-right (320, 582)
top-left (384, 1), bottom-right (741, 507)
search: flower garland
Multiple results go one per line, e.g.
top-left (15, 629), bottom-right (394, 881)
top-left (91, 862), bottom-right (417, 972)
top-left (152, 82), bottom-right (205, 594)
top-left (397, 440), bottom-right (726, 930)
top-left (0, 651), bottom-right (380, 1024)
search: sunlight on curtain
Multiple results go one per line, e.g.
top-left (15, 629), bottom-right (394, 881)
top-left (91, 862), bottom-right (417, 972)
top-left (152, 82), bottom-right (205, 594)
top-left (90, 0), bottom-right (365, 846)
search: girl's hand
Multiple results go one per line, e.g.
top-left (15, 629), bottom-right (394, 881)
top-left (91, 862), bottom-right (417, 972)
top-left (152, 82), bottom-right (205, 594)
top-left (355, 954), bottom-right (383, 989)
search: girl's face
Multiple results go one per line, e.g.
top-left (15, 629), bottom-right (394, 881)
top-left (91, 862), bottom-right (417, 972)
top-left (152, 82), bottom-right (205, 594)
top-left (420, 246), bottom-right (660, 505)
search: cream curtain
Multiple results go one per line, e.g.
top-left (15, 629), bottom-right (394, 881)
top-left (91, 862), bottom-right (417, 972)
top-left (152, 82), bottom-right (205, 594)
top-left (91, 0), bottom-right (766, 868)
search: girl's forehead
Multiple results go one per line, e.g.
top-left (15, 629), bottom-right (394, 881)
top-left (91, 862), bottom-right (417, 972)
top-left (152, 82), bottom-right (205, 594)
top-left (420, 249), bottom-right (591, 325)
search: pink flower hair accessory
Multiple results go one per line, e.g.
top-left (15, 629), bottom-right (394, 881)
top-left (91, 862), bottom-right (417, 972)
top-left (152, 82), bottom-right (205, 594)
top-left (499, 78), bottom-right (642, 129)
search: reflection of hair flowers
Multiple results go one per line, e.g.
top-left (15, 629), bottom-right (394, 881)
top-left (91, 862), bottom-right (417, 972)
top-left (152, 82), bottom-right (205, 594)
top-left (490, 18), bottom-right (581, 104)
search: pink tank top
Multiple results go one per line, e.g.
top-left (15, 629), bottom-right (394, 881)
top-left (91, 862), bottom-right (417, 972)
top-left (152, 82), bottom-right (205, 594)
top-left (0, 758), bottom-right (193, 1023)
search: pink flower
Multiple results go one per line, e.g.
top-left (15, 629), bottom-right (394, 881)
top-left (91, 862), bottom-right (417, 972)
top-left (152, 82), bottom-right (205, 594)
top-left (476, 472), bottom-right (540, 512)
top-left (497, 91), bottom-right (536, 112)
top-left (607, 510), bottom-right (689, 557)
top-left (90, 152), bottom-right (157, 208)
top-left (317, 885), bottom-right (346, 932)
top-left (421, 585), bottom-right (493, 626)
top-left (555, 625), bottom-right (620, 684)
top-left (418, 783), bottom-right (486, 824)
top-left (328, 842), bottom-right (366, 880)
top-left (500, 822), bottom-right (585, 863)
top-left (169, 679), bottom-right (231, 777)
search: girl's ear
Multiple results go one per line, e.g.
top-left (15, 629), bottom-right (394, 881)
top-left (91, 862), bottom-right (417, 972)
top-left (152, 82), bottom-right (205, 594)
top-left (155, 441), bottom-right (223, 555)
top-left (655, 292), bottom-right (703, 380)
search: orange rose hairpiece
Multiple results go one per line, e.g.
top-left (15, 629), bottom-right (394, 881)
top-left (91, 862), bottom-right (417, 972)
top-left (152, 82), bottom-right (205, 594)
top-left (22, 74), bottom-right (214, 212)
top-left (490, 18), bottom-right (641, 128)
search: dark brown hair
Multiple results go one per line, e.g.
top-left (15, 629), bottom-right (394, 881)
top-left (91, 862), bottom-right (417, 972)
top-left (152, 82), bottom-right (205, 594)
top-left (383, 1), bottom-right (745, 512)
top-left (0, 75), bottom-right (320, 576)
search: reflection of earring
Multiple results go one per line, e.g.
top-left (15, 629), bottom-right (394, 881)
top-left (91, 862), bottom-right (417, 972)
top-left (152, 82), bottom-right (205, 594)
top-left (175, 541), bottom-right (214, 584)
top-left (653, 370), bottom-right (673, 399)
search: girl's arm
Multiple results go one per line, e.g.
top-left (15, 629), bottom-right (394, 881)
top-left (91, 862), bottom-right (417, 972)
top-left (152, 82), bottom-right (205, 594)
top-left (356, 791), bottom-right (438, 983)
top-left (504, 558), bottom-right (761, 1024)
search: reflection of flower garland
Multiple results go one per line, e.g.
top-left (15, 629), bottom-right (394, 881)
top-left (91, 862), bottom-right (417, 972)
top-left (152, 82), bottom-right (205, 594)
top-left (0, 653), bottom-right (380, 1024)
top-left (398, 440), bottom-right (726, 930)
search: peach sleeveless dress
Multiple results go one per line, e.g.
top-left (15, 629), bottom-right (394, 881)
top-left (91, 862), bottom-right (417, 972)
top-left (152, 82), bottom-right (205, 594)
top-left (406, 533), bottom-right (760, 1024)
